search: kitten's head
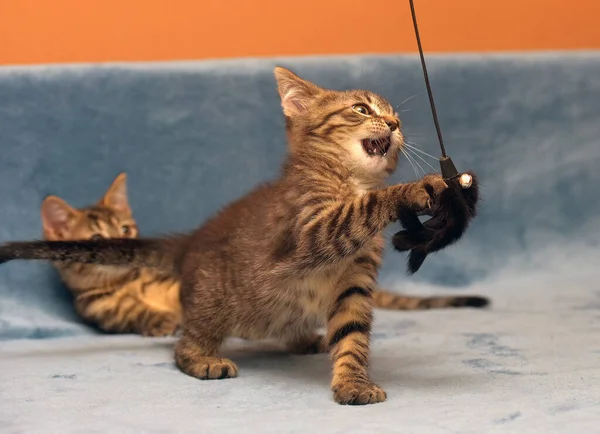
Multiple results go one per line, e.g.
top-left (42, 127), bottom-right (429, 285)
top-left (274, 66), bottom-right (404, 184)
top-left (41, 173), bottom-right (139, 242)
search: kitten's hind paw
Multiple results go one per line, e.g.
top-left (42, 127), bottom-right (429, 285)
top-left (176, 355), bottom-right (238, 380)
top-left (175, 336), bottom-right (238, 380)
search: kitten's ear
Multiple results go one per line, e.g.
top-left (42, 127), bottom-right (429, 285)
top-left (100, 173), bottom-right (131, 215)
top-left (274, 66), bottom-right (322, 117)
top-left (41, 196), bottom-right (80, 240)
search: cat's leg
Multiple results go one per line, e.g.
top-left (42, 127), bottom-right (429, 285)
top-left (174, 278), bottom-right (237, 380)
top-left (326, 266), bottom-right (385, 405)
top-left (135, 280), bottom-right (182, 336)
top-left (285, 332), bottom-right (327, 355)
top-left (75, 291), bottom-right (142, 334)
top-left (76, 289), bottom-right (181, 337)
top-left (136, 310), bottom-right (180, 337)
top-left (174, 329), bottom-right (238, 380)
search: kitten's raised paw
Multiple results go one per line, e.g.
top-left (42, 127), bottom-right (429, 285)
top-left (332, 380), bottom-right (387, 405)
top-left (412, 174), bottom-right (448, 214)
top-left (176, 355), bottom-right (238, 380)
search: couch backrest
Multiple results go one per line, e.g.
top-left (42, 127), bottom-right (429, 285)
top-left (1, 52), bottom-right (599, 338)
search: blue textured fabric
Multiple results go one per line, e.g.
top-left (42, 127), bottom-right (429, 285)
top-left (0, 52), bottom-right (599, 431)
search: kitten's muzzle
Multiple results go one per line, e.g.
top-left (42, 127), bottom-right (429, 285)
top-left (381, 115), bottom-right (400, 132)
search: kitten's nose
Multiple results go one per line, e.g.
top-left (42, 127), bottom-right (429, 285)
top-left (382, 115), bottom-right (399, 132)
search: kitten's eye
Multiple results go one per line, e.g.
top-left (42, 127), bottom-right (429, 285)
top-left (121, 225), bottom-right (131, 236)
top-left (352, 104), bottom-right (371, 116)
top-left (91, 234), bottom-right (104, 240)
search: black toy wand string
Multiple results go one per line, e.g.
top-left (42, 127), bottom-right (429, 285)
top-left (391, 0), bottom-right (480, 274)
top-left (408, 0), bottom-right (472, 189)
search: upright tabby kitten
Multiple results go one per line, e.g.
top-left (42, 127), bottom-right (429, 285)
top-left (40, 174), bottom-right (486, 336)
top-left (41, 173), bottom-right (181, 336)
top-left (1, 67), bottom-right (483, 405)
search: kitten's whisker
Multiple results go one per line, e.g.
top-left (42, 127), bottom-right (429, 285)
top-left (402, 150), bottom-right (419, 179)
top-left (412, 158), bottom-right (427, 176)
top-left (403, 143), bottom-right (440, 161)
top-left (401, 149), bottom-right (421, 179)
top-left (404, 147), bottom-right (439, 173)
top-left (396, 93), bottom-right (420, 108)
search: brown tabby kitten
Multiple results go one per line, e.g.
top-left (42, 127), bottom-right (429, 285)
top-left (173, 68), bottom-right (452, 405)
top-left (0, 67), bottom-right (484, 405)
top-left (41, 174), bottom-right (486, 336)
top-left (41, 173), bottom-right (181, 336)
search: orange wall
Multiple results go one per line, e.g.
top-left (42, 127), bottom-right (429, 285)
top-left (1, 0), bottom-right (598, 65)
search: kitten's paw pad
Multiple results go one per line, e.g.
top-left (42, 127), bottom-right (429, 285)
top-left (177, 356), bottom-right (238, 380)
top-left (332, 380), bottom-right (387, 405)
top-left (287, 334), bottom-right (327, 355)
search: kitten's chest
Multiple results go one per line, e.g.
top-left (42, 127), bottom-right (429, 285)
top-left (266, 272), bottom-right (339, 336)
top-left (293, 272), bottom-right (341, 315)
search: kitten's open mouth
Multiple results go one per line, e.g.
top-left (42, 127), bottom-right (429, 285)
top-left (362, 136), bottom-right (391, 157)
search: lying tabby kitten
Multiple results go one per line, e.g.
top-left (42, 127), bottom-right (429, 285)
top-left (41, 173), bottom-right (181, 336)
top-left (1, 67), bottom-right (484, 405)
top-left (41, 174), bottom-right (486, 336)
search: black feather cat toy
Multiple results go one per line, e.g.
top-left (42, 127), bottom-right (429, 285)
top-left (394, 0), bottom-right (481, 273)
top-left (393, 171), bottom-right (479, 273)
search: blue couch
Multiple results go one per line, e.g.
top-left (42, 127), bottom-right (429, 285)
top-left (1, 52), bottom-right (599, 432)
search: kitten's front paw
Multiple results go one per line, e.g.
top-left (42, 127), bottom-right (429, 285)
top-left (332, 380), bottom-right (387, 405)
top-left (412, 174), bottom-right (448, 214)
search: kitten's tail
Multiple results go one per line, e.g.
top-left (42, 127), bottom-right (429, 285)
top-left (372, 289), bottom-right (489, 310)
top-left (0, 235), bottom-right (190, 275)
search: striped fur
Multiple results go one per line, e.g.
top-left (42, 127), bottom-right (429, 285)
top-left (0, 67), bottom-right (490, 405)
top-left (40, 174), bottom-right (181, 336)
top-left (35, 175), bottom-right (486, 338)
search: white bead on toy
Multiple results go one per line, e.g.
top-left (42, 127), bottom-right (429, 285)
top-left (459, 173), bottom-right (473, 189)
